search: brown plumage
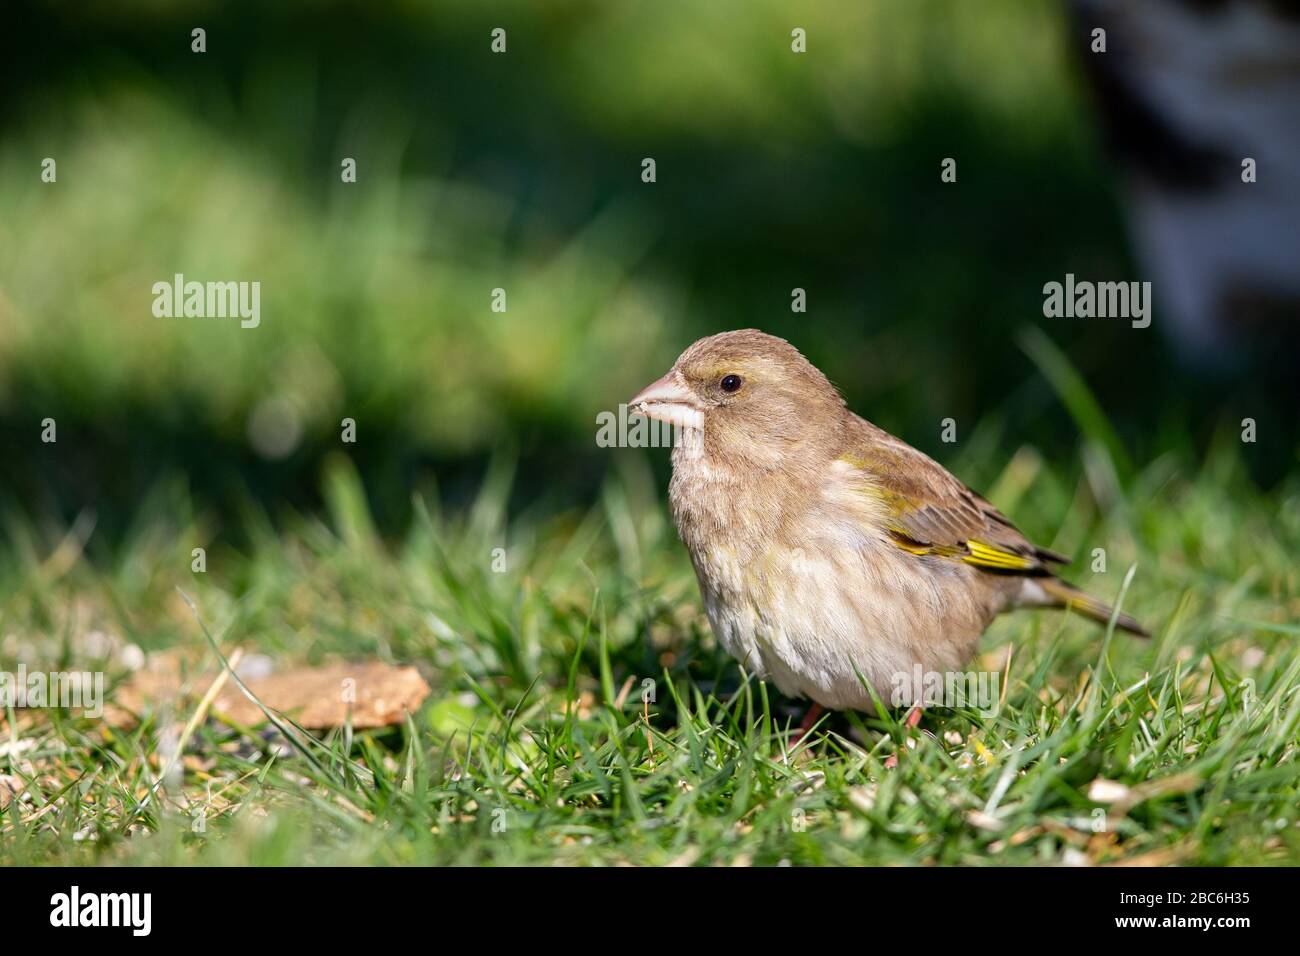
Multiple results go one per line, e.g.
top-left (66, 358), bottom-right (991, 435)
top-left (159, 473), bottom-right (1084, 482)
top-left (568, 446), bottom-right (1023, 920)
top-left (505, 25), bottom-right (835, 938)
top-left (628, 329), bottom-right (1148, 713)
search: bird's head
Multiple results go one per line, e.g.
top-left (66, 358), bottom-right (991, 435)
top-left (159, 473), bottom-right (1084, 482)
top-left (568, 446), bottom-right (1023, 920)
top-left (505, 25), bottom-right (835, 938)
top-left (627, 329), bottom-right (846, 468)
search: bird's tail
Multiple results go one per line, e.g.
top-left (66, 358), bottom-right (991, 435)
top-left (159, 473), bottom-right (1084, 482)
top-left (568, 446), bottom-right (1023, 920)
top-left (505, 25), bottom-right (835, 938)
top-left (1037, 577), bottom-right (1150, 638)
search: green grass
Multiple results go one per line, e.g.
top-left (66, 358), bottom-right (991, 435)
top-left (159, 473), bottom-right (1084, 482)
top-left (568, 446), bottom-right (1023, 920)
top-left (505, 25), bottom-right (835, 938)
top-left (3, 434), bottom-right (1299, 866)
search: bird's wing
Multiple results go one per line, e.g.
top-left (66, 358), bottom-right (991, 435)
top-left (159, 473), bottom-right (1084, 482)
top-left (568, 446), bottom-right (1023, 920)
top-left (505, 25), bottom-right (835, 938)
top-left (838, 423), bottom-right (1068, 574)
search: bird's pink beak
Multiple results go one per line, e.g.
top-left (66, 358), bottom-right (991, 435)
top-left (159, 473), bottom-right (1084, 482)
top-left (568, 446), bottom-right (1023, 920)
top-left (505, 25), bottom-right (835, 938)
top-left (627, 370), bottom-right (704, 430)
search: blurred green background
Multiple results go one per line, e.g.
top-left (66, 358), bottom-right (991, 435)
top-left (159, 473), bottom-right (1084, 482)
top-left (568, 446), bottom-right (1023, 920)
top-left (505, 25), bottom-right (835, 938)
top-left (1, 0), bottom-right (1295, 542)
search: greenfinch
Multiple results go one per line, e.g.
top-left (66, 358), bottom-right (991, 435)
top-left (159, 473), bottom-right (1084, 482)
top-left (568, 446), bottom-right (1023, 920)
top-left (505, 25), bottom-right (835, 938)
top-left (628, 329), bottom-right (1147, 713)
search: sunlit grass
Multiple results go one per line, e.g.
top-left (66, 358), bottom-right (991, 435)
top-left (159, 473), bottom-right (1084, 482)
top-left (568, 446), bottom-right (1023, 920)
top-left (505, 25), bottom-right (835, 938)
top-left (2, 442), bottom-right (1298, 865)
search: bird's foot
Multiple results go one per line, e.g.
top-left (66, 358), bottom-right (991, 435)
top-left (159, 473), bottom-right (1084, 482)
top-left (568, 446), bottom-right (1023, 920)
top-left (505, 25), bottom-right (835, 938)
top-left (884, 708), bottom-right (923, 770)
top-left (787, 702), bottom-right (824, 745)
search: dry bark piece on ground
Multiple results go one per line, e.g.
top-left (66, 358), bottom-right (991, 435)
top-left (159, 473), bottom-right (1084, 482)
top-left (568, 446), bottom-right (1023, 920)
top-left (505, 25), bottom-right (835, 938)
top-left (111, 656), bottom-right (430, 730)
top-left (0, 773), bottom-right (26, 810)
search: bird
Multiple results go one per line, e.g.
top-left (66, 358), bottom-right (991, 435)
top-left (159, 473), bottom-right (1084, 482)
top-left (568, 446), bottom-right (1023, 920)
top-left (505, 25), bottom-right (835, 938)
top-left (627, 329), bottom-right (1148, 717)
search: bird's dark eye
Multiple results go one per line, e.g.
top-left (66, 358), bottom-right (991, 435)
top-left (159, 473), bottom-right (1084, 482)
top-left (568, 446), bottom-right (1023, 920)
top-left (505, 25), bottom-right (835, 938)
top-left (720, 374), bottom-right (743, 393)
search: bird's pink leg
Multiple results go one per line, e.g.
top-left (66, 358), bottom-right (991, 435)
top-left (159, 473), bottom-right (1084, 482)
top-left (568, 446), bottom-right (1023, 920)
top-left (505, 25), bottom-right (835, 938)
top-left (788, 702), bottom-right (824, 744)
top-left (884, 707), bottom-right (924, 769)
top-left (800, 702), bottom-right (825, 734)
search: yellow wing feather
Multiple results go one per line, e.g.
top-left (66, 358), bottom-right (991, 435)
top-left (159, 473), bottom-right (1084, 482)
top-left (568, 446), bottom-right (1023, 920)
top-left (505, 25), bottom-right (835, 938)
top-left (842, 437), bottom-right (1066, 575)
